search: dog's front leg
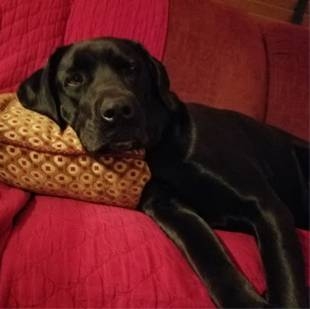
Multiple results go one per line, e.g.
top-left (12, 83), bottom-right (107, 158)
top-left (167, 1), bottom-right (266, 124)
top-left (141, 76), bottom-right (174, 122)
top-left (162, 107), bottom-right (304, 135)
top-left (139, 181), bottom-right (268, 308)
top-left (248, 198), bottom-right (308, 308)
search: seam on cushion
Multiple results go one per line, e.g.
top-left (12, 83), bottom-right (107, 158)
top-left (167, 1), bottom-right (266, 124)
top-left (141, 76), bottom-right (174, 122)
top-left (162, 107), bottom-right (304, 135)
top-left (0, 137), bottom-right (146, 160)
top-left (249, 19), bottom-right (269, 123)
top-left (157, 0), bottom-right (170, 61)
top-left (0, 139), bottom-right (83, 156)
top-left (260, 27), bottom-right (271, 124)
top-left (39, 0), bottom-right (74, 49)
top-left (62, 0), bottom-right (75, 46)
top-left (260, 24), bottom-right (309, 140)
top-left (160, 0), bottom-right (172, 63)
top-left (0, 139), bottom-right (145, 159)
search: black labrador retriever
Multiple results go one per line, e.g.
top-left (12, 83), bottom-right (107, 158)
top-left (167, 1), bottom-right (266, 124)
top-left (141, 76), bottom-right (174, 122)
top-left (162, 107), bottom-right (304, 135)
top-left (17, 38), bottom-right (309, 308)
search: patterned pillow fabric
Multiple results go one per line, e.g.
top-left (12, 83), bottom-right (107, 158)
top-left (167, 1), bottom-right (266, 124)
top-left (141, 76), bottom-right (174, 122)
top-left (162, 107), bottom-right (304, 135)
top-left (0, 93), bottom-right (151, 208)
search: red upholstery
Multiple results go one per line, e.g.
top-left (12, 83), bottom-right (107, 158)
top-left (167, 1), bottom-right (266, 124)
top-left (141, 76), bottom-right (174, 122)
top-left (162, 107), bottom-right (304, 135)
top-left (64, 0), bottom-right (168, 59)
top-left (0, 0), bottom-right (167, 92)
top-left (262, 22), bottom-right (309, 140)
top-left (0, 0), bottom-right (308, 307)
top-left (163, 0), bottom-right (267, 120)
top-left (0, 0), bottom-right (71, 92)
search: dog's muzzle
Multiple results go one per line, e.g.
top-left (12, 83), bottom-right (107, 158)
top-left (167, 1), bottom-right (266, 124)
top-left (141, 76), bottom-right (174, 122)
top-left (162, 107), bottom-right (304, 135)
top-left (100, 96), bottom-right (135, 124)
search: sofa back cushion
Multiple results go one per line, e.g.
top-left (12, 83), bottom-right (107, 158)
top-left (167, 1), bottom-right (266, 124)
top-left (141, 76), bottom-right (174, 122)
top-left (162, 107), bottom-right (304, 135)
top-left (263, 23), bottom-right (309, 140)
top-left (0, 0), bottom-right (168, 92)
top-left (163, 0), bottom-right (267, 121)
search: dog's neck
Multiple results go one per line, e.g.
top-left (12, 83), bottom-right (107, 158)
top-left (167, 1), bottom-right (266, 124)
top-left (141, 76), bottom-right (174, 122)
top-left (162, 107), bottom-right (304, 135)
top-left (145, 97), bottom-right (193, 172)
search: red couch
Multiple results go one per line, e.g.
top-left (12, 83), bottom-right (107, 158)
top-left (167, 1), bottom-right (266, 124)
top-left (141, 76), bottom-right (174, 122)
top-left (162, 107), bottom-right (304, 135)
top-left (0, 0), bottom-right (308, 307)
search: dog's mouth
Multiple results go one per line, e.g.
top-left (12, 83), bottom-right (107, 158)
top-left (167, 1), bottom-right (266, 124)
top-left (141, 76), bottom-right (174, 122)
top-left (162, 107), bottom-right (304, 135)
top-left (102, 140), bottom-right (140, 152)
top-left (87, 140), bottom-right (145, 157)
top-left (80, 133), bottom-right (147, 155)
top-left (78, 123), bottom-right (148, 155)
top-left (110, 140), bottom-right (135, 150)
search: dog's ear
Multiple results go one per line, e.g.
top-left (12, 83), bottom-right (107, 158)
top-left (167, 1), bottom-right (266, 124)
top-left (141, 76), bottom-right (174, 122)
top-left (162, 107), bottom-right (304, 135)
top-left (17, 46), bottom-right (69, 129)
top-left (148, 56), bottom-right (179, 112)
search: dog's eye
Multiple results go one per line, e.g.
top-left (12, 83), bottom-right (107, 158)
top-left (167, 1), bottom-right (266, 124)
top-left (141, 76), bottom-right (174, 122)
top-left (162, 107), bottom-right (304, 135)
top-left (129, 62), bottom-right (137, 72)
top-left (126, 61), bottom-right (138, 74)
top-left (65, 73), bottom-right (85, 87)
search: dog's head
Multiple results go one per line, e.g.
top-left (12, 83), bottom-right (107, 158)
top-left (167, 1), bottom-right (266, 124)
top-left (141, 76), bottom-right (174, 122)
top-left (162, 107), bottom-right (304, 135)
top-left (17, 38), bottom-right (177, 153)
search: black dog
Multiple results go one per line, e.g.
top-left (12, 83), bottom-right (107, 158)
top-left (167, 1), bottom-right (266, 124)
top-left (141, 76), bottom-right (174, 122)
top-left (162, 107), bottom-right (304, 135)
top-left (17, 38), bottom-right (309, 308)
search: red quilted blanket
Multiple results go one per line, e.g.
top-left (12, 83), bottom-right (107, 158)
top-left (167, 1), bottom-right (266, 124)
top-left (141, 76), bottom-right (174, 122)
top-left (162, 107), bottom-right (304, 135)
top-left (0, 0), bottom-right (309, 307)
top-left (0, 182), bottom-right (308, 307)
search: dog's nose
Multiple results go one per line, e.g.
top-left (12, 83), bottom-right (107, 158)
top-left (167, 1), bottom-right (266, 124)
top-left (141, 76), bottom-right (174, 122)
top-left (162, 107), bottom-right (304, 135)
top-left (100, 98), bottom-right (135, 123)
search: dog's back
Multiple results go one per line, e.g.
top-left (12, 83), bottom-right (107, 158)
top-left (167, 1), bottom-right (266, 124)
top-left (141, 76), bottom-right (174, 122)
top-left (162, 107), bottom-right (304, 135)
top-left (170, 103), bottom-right (309, 229)
top-left (151, 103), bottom-right (309, 228)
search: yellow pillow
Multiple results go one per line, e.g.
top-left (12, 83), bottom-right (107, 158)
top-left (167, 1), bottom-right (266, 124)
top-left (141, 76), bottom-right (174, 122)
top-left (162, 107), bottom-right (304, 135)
top-left (0, 93), bottom-right (151, 208)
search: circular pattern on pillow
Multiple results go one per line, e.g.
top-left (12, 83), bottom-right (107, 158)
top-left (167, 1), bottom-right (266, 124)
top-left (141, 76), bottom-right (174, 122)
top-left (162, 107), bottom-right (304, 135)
top-left (0, 93), bottom-right (151, 208)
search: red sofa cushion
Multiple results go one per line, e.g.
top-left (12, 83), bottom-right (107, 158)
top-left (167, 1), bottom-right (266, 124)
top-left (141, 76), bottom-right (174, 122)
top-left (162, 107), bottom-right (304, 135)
top-left (64, 0), bottom-right (168, 60)
top-left (163, 0), bottom-right (267, 121)
top-left (0, 183), bottom-right (308, 307)
top-left (0, 0), bottom-right (167, 93)
top-left (263, 22), bottom-right (309, 140)
top-left (0, 0), bottom-right (71, 93)
top-left (0, 185), bottom-right (213, 307)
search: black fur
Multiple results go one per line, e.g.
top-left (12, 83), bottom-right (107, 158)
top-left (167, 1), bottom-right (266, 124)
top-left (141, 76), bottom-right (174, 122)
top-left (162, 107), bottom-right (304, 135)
top-left (17, 38), bottom-right (309, 308)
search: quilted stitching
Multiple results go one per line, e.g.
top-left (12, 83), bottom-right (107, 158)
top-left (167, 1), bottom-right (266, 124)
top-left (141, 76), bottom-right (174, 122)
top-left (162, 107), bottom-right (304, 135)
top-left (0, 194), bottom-right (213, 307)
top-left (1, 192), bottom-right (308, 307)
top-left (0, 0), bottom-right (71, 92)
top-left (64, 0), bottom-right (169, 60)
top-left (0, 0), bottom-right (168, 93)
